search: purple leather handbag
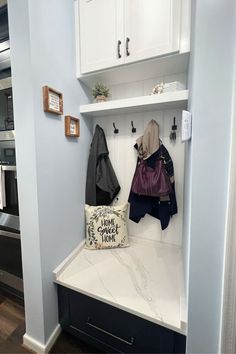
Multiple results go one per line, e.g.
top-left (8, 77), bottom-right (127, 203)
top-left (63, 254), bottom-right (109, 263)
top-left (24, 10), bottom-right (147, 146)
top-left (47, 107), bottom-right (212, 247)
top-left (131, 158), bottom-right (172, 197)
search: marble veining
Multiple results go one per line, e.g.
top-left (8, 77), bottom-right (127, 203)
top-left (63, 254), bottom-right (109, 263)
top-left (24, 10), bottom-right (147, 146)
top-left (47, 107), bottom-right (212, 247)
top-left (83, 251), bottom-right (118, 303)
top-left (110, 249), bottom-right (163, 322)
top-left (54, 237), bottom-right (186, 335)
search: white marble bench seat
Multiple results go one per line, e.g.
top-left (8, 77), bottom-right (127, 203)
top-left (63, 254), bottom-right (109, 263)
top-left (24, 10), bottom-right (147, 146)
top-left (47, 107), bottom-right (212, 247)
top-left (53, 237), bottom-right (186, 335)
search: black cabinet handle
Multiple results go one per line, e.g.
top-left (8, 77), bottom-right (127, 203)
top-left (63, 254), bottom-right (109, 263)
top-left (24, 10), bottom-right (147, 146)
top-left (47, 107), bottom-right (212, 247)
top-left (117, 40), bottom-right (122, 58)
top-left (86, 317), bottom-right (135, 346)
top-left (126, 37), bottom-right (130, 56)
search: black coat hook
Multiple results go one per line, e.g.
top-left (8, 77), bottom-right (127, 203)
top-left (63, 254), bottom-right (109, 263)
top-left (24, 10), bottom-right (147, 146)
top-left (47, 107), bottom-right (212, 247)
top-left (170, 116), bottom-right (177, 141)
top-left (131, 121), bottom-right (136, 133)
top-left (172, 117), bottom-right (177, 131)
top-left (113, 122), bottom-right (119, 134)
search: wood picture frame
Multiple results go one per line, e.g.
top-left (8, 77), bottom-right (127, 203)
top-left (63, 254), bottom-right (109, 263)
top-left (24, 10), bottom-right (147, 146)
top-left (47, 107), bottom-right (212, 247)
top-left (65, 116), bottom-right (80, 137)
top-left (43, 86), bottom-right (63, 115)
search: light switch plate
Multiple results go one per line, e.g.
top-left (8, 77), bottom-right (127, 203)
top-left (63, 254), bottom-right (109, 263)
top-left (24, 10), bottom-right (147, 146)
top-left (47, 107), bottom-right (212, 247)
top-left (182, 110), bottom-right (192, 142)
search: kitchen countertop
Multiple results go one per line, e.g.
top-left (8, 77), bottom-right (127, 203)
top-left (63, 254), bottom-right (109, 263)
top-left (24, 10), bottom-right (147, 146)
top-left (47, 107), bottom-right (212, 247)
top-left (53, 237), bottom-right (186, 335)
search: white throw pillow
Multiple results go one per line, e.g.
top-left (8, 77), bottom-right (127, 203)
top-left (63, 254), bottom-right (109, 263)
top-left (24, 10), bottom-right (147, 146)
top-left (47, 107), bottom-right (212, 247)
top-left (85, 203), bottom-right (129, 250)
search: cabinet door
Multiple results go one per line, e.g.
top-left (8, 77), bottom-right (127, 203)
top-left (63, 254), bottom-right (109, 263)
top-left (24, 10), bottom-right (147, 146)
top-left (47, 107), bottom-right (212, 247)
top-left (79, 0), bottom-right (124, 74)
top-left (124, 0), bottom-right (181, 64)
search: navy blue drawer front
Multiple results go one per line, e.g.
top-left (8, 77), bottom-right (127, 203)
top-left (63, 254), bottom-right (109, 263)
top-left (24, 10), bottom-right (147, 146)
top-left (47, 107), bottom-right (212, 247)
top-left (58, 285), bottom-right (186, 354)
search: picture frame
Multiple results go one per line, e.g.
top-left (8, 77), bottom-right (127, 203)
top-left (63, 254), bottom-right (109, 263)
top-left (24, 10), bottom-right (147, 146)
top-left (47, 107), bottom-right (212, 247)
top-left (65, 116), bottom-right (80, 137)
top-left (43, 86), bottom-right (63, 115)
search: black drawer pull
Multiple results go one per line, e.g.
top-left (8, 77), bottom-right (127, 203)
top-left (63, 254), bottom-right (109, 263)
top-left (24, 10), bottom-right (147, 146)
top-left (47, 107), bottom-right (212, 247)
top-left (117, 40), bottom-right (122, 58)
top-left (86, 317), bottom-right (135, 346)
top-left (126, 37), bottom-right (130, 56)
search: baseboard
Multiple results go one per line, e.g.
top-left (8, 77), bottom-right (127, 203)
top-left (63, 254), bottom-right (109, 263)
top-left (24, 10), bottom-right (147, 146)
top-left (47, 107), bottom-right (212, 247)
top-left (23, 324), bottom-right (61, 354)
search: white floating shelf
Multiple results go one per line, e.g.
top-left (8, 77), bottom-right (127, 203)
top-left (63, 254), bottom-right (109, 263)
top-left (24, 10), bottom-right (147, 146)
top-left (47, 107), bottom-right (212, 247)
top-left (78, 52), bottom-right (190, 89)
top-left (80, 90), bottom-right (189, 117)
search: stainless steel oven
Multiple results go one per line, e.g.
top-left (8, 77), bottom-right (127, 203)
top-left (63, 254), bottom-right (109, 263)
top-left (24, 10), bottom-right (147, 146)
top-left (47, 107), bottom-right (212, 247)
top-left (0, 4), bottom-right (22, 296)
top-left (0, 85), bottom-right (22, 295)
top-left (0, 149), bottom-right (22, 294)
top-left (0, 132), bottom-right (22, 294)
top-left (0, 230), bottom-right (22, 294)
top-left (0, 131), bottom-right (19, 230)
top-left (0, 155), bottom-right (22, 295)
top-left (0, 5), bottom-right (10, 79)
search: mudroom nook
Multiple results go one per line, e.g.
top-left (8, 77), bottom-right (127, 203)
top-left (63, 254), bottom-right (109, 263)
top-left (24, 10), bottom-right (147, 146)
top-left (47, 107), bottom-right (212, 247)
top-left (54, 1), bottom-right (190, 352)
top-left (4, 0), bottom-right (235, 353)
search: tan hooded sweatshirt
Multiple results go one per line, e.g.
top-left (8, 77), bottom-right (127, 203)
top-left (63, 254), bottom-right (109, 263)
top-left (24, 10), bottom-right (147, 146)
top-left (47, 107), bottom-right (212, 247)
top-left (136, 120), bottom-right (160, 160)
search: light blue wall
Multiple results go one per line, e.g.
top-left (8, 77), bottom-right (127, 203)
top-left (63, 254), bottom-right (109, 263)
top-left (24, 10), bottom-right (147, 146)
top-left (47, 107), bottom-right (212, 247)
top-left (187, 0), bottom-right (236, 353)
top-left (8, 0), bottom-right (236, 350)
top-left (8, 0), bottom-right (92, 344)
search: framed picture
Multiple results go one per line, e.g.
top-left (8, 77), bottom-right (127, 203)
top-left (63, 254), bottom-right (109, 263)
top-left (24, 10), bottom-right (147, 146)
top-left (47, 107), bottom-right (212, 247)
top-left (43, 86), bottom-right (63, 115)
top-left (65, 116), bottom-right (80, 137)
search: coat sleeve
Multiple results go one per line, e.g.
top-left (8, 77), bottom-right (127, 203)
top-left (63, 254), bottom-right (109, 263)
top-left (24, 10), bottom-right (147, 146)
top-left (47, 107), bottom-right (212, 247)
top-left (96, 155), bottom-right (120, 205)
top-left (160, 144), bottom-right (174, 181)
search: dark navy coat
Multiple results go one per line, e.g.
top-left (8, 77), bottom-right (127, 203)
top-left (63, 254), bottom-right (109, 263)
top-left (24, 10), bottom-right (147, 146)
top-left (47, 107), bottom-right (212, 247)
top-left (128, 144), bottom-right (177, 230)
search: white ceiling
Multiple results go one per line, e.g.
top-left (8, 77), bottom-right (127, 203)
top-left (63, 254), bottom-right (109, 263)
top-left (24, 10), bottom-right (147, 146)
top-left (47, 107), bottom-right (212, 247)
top-left (0, 0), bottom-right (7, 7)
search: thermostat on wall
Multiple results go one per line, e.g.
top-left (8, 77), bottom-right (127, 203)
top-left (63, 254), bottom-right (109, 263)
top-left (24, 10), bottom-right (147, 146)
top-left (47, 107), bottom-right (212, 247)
top-left (182, 110), bottom-right (192, 142)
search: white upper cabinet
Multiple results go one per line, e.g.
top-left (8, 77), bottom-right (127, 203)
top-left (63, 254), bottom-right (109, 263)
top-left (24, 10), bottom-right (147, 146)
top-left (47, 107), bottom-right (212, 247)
top-left (79, 0), bottom-right (124, 73)
top-left (77, 0), bottom-right (189, 75)
top-left (124, 0), bottom-right (181, 64)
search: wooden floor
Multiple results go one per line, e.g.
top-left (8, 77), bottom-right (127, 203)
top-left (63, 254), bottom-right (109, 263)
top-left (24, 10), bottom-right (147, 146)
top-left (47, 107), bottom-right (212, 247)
top-left (51, 332), bottom-right (102, 354)
top-left (0, 290), bottom-right (28, 353)
top-left (0, 288), bottom-right (101, 354)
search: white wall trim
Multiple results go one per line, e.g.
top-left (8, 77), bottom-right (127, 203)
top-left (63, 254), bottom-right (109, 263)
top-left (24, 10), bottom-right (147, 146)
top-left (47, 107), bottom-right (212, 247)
top-left (23, 324), bottom-right (61, 354)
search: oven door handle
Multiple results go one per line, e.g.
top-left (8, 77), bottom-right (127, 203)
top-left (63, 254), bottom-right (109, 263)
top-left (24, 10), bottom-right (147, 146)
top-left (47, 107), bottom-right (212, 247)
top-left (1, 165), bottom-right (16, 171)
